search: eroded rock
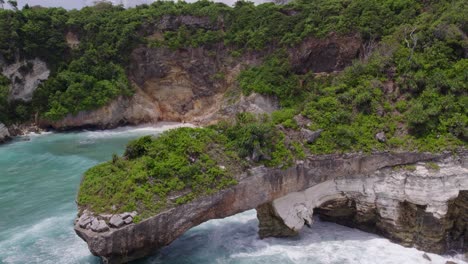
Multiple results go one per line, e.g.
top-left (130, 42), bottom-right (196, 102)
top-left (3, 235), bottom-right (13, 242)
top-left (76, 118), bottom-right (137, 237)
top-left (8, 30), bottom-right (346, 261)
top-left (375, 132), bottom-right (387, 143)
top-left (301, 128), bottom-right (322, 144)
top-left (2, 58), bottom-right (50, 102)
top-left (109, 215), bottom-right (124, 228)
top-left (75, 151), bottom-right (452, 263)
top-left (262, 156), bottom-right (468, 254)
top-left (77, 213), bottom-right (94, 229)
top-left (90, 219), bottom-right (109, 233)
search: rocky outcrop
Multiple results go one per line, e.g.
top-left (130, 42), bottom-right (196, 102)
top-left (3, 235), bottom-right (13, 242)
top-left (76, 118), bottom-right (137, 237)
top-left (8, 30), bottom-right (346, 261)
top-left (290, 33), bottom-right (362, 74)
top-left (0, 123), bottom-right (10, 143)
top-left (41, 91), bottom-right (160, 130)
top-left (259, 156), bottom-right (468, 254)
top-left (74, 151), bottom-right (465, 263)
top-left (1, 58), bottom-right (50, 102)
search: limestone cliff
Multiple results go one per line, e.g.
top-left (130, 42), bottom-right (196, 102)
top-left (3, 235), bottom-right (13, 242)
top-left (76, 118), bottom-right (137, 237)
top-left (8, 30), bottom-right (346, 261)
top-left (40, 32), bottom-right (360, 130)
top-left (74, 151), bottom-right (468, 263)
top-left (259, 155), bottom-right (468, 254)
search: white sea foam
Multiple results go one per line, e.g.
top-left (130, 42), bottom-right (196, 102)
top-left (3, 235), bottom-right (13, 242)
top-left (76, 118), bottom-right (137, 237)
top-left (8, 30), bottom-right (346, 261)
top-left (147, 210), bottom-right (467, 264)
top-left (0, 213), bottom-right (99, 264)
top-left (82, 122), bottom-right (195, 139)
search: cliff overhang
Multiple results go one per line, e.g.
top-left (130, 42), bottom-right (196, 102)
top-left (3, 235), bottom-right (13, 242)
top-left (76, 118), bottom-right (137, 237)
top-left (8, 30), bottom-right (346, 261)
top-left (74, 151), bottom-right (468, 263)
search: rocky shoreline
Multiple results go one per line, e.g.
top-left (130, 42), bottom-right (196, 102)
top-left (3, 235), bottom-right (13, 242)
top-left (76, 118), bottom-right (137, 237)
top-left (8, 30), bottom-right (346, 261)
top-left (74, 151), bottom-right (468, 263)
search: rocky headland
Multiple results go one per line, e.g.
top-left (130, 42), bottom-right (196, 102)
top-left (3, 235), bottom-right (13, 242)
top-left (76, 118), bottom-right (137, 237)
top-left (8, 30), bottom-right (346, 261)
top-left (74, 151), bottom-right (467, 263)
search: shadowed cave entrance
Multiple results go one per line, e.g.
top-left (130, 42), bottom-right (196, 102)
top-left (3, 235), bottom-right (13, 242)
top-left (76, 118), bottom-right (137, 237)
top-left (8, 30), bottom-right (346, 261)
top-left (256, 191), bottom-right (467, 255)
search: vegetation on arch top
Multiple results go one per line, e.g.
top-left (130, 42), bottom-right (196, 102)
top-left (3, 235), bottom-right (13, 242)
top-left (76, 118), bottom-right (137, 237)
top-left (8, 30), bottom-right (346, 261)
top-left (77, 114), bottom-right (305, 218)
top-left (0, 0), bottom-right (440, 124)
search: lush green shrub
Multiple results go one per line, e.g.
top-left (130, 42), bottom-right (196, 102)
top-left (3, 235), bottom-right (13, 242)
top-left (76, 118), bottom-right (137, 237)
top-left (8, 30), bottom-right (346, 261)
top-left (78, 127), bottom-right (240, 217)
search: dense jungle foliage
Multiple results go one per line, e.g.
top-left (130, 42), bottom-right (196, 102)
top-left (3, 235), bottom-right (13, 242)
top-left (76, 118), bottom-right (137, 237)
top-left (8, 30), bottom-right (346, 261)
top-left (0, 0), bottom-right (466, 214)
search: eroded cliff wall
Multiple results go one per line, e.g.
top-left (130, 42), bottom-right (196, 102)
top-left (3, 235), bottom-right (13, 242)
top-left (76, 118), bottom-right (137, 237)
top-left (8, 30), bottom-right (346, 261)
top-left (74, 151), bottom-right (464, 263)
top-left (259, 155), bottom-right (468, 254)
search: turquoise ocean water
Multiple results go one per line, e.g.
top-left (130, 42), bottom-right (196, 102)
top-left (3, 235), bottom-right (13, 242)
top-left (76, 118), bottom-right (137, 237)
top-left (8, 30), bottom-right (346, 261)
top-left (0, 125), bottom-right (465, 264)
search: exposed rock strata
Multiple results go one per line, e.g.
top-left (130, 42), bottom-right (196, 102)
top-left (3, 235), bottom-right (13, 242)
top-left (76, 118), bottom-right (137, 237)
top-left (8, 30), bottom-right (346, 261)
top-left (75, 151), bottom-right (454, 263)
top-left (258, 155), bottom-right (468, 254)
top-left (41, 32), bottom-right (360, 130)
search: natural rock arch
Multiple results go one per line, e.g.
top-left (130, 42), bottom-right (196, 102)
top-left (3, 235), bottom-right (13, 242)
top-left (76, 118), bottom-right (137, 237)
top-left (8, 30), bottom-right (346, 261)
top-left (75, 152), bottom-right (468, 263)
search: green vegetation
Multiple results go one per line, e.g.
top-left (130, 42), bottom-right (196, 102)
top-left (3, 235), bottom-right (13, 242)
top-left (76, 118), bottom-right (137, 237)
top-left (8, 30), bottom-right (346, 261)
top-left (425, 162), bottom-right (440, 171)
top-left (1, 0), bottom-right (457, 124)
top-left (78, 117), bottom-right (304, 216)
top-left (1, 0), bottom-right (465, 217)
top-left (78, 127), bottom-right (240, 216)
top-left (393, 164), bottom-right (417, 172)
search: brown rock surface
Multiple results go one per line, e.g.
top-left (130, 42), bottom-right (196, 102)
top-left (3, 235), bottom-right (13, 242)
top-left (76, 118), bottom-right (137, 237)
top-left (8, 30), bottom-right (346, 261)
top-left (75, 151), bottom-right (442, 263)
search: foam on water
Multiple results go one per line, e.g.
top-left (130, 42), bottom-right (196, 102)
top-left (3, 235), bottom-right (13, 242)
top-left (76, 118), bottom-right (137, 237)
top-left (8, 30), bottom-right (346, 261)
top-left (0, 125), bottom-right (466, 264)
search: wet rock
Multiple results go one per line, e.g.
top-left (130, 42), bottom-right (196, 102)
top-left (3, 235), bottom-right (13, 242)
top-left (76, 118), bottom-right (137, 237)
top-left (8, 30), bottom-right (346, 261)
top-left (90, 219), bottom-right (109, 233)
top-left (109, 215), bottom-right (125, 228)
top-left (422, 253), bottom-right (431, 261)
top-left (445, 261), bottom-right (458, 264)
top-left (257, 202), bottom-right (298, 238)
top-left (375, 132), bottom-right (387, 143)
top-left (301, 128), bottom-right (322, 144)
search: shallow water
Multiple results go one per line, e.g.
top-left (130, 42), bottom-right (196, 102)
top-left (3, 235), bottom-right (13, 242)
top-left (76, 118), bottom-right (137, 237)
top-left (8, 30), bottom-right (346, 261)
top-left (0, 125), bottom-right (465, 264)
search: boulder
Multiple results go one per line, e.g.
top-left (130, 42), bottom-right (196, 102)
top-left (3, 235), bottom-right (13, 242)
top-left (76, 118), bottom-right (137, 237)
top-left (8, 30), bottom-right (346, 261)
top-left (109, 214), bottom-right (125, 228)
top-left (375, 132), bottom-right (387, 143)
top-left (119, 212), bottom-right (132, 219)
top-left (293, 114), bottom-right (311, 128)
top-left (422, 253), bottom-right (431, 261)
top-left (77, 213), bottom-right (94, 229)
top-left (301, 128), bottom-right (322, 144)
top-left (90, 219), bottom-right (109, 233)
top-left (124, 217), bottom-right (133, 225)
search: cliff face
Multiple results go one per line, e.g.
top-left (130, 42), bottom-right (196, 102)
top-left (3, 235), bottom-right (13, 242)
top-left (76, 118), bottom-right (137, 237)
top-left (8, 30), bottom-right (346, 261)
top-left (72, 151), bottom-right (468, 264)
top-left (259, 155), bottom-right (468, 254)
top-left (39, 32), bottom-right (360, 130)
top-left (1, 57), bottom-right (50, 102)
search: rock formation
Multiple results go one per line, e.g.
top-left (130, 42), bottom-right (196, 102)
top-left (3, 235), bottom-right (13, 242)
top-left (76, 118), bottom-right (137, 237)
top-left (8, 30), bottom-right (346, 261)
top-left (259, 156), bottom-right (468, 254)
top-left (39, 32), bottom-right (360, 130)
top-left (1, 58), bottom-right (50, 102)
top-left (74, 151), bottom-right (468, 263)
top-left (0, 123), bottom-right (10, 143)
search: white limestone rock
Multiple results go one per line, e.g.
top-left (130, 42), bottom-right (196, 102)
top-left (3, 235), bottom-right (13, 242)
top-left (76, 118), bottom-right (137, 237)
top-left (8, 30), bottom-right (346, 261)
top-left (2, 58), bottom-right (50, 102)
top-left (270, 158), bottom-right (468, 232)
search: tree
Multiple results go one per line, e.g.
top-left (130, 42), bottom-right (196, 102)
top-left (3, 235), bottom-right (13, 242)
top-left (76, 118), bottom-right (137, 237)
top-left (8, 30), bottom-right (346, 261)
top-left (7, 0), bottom-right (17, 11)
